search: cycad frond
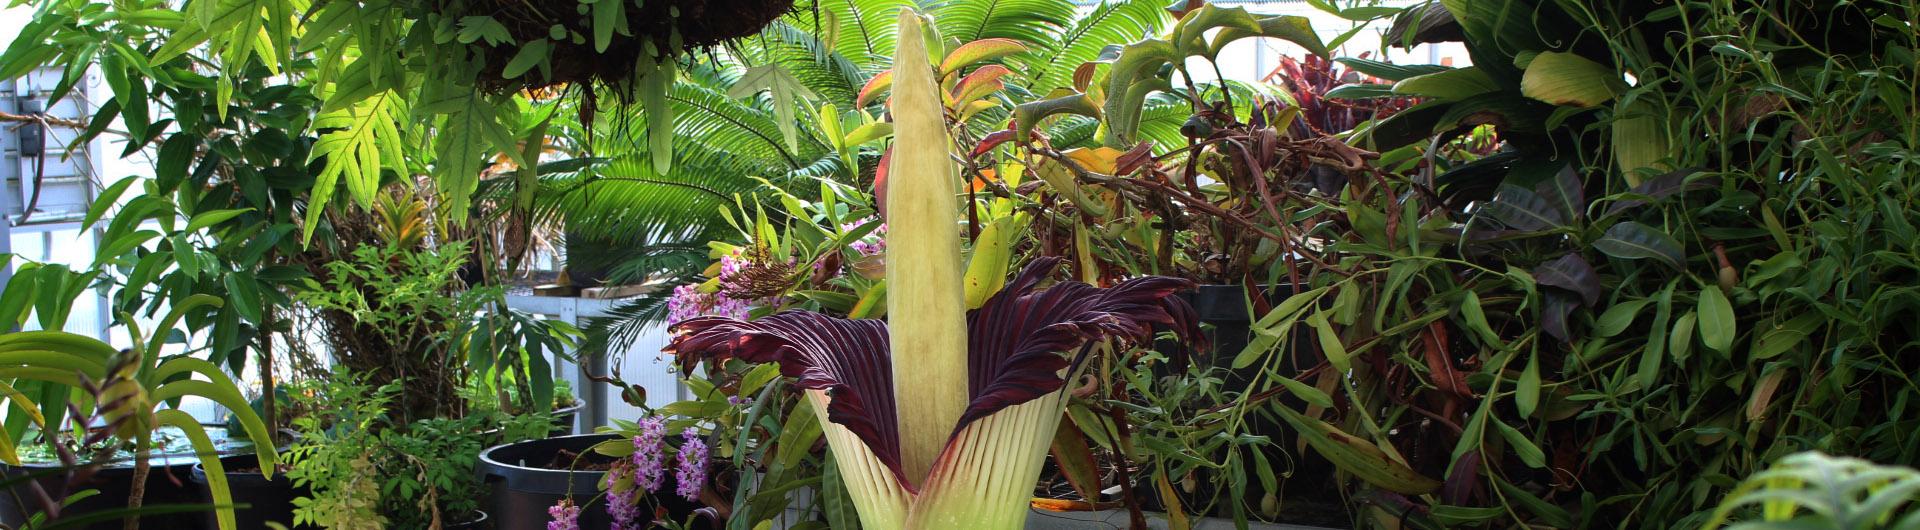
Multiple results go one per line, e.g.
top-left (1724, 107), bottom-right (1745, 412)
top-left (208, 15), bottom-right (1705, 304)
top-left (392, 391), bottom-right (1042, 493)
top-left (929, 0), bottom-right (1075, 47)
top-left (1013, 0), bottom-right (1169, 93)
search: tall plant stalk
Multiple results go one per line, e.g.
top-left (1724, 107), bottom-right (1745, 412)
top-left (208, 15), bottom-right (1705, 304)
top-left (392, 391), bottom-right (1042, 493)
top-left (669, 12), bottom-right (1199, 530)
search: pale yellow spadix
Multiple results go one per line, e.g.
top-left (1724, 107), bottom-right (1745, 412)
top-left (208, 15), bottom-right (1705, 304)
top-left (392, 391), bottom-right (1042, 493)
top-left (884, 8), bottom-right (969, 486)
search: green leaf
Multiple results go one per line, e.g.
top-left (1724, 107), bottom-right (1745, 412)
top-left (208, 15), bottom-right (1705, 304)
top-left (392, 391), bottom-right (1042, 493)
top-left (1668, 310), bottom-right (1696, 361)
top-left (223, 273), bottom-right (263, 324)
top-left (1593, 299), bottom-right (1650, 338)
top-left (155, 410), bottom-right (239, 530)
top-left (1457, 291), bottom-right (1502, 348)
top-left (1275, 375), bottom-right (1333, 409)
top-left (1697, 287), bottom-right (1735, 353)
top-left (592, 0), bottom-right (628, 53)
top-left (1392, 67), bottom-right (1497, 100)
top-left (729, 64), bottom-right (820, 153)
top-left (305, 91), bottom-right (402, 242)
top-left (433, 90), bottom-right (506, 222)
top-left (82, 177), bottom-right (142, 230)
top-left (502, 38), bottom-right (551, 79)
top-left (1517, 353), bottom-right (1540, 418)
top-left (1493, 420), bottom-right (1544, 468)
top-left (639, 58), bottom-right (676, 175)
top-left (820, 452), bottom-right (861, 530)
top-left (1593, 222), bottom-right (1685, 269)
top-left (1308, 310), bottom-right (1349, 373)
top-left (185, 208), bottom-right (252, 233)
top-left (1520, 51), bottom-right (1624, 107)
top-left (1209, 15), bottom-right (1327, 59)
top-left (457, 16), bottom-right (514, 45)
top-left (1335, 57), bottom-right (1448, 82)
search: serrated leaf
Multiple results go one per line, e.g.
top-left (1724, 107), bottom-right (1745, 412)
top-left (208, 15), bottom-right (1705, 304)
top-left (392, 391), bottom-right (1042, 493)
top-left (305, 91), bottom-right (402, 242)
top-left (433, 89), bottom-right (504, 222)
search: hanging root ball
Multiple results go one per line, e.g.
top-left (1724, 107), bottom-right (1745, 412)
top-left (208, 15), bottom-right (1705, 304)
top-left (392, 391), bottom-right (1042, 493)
top-left (461, 0), bottom-right (795, 93)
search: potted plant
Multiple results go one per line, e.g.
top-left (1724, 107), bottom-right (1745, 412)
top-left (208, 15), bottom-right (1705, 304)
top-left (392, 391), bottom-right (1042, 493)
top-left (0, 301), bottom-right (278, 530)
top-left (664, 14), bottom-right (1199, 528)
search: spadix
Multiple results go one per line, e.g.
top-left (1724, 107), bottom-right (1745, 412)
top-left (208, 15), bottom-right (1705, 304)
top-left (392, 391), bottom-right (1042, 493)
top-left (666, 11), bottom-right (1198, 530)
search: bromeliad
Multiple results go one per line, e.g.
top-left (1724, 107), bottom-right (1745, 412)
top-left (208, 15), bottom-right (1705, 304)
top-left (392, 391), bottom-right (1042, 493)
top-left (665, 10), bottom-right (1198, 530)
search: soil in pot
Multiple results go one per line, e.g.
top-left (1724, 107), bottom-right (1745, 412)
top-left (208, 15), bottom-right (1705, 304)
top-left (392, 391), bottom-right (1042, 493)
top-left (444, 509), bottom-right (489, 529)
top-left (188, 454), bottom-right (308, 530)
top-left (0, 425), bottom-right (243, 530)
top-left (477, 433), bottom-right (713, 530)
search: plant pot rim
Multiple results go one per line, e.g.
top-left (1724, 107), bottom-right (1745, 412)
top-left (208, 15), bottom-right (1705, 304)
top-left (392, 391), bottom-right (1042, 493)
top-left (4, 423), bottom-right (240, 471)
top-left (477, 433), bottom-right (620, 494)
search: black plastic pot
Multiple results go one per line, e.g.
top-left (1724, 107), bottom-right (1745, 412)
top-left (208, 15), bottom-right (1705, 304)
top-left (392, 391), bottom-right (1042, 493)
top-left (446, 509), bottom-right (489, 529)
top-left (551, 403), bottom-right (583, 436)
top-left (1142, 285), bottom-right (1348, 526)
top-left (477, 434), bottom-right (710, 530)
top-left (188, 454), bottom-right (308, 530)
top-left (0, 454), bottom-right (209, 530)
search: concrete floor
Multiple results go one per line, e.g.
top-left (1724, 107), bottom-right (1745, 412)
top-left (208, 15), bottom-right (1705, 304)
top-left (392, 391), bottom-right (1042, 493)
top-left (1025, 509), bottom-right (1338, 530)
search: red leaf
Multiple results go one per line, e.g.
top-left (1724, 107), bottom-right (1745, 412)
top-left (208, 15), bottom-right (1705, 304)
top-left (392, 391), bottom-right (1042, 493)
top-left (972, 129), bottom-right (1017, 157)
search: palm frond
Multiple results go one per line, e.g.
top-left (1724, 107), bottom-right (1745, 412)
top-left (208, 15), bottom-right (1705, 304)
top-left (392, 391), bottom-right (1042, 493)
top-left (929, 0), bottom-right (1075, 46)
top-left (1012, 0), bottom-right (1169, 93)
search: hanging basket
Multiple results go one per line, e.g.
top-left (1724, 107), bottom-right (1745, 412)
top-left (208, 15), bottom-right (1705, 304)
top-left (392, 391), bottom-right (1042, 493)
top-left (438, 0), bottom-right (795, 93)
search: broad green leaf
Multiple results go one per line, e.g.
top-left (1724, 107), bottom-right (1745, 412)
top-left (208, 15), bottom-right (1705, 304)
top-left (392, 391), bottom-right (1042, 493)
top-left (1209, 15), bottom-right (1327, 59)
top-left (1593, 222), bottom-right (1684, 269)
top-left (1392, 67), bottom-right (1497, 100)
top-left (1697, 287), bottom-right (1735, 353)
top-left (1336, 57), bottom-right (1449, 82)
top-left (639, 57), bottom-right (675, 175)
top-left (1668, 311), bottom-right (1696, 361)
top-left (306, 91), bottom-right (403, 242)
top-left (1593, 299), bottom-right (1651, 338)
top-left (728, 64), bottom-right (819, 152)
top-left (592, 0), bottom-right (629, 52)
top-left (155, 410), bottom-right (240, 530)
top-left (502, 38), bottom-right (550, 79)
top-left (962, 217), bottom-right (1018, 308)
top-left (1520, 51), bottom-right (1624, 107)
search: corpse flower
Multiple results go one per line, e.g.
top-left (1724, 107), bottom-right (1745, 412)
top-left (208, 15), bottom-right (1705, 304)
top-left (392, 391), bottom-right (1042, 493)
top-left (665, 11), bottom-right (1198, 529)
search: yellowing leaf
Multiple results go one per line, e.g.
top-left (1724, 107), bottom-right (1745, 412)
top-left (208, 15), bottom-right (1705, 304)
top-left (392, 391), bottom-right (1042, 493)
top-left (1521, 51), bottom-right (1625, 107)
top-left (938, 38), bottom-right (1027, 77)
top-left (1062, 146), bottom-right (1124, 175)
top-left (857, 69), bottom-right (894, 108)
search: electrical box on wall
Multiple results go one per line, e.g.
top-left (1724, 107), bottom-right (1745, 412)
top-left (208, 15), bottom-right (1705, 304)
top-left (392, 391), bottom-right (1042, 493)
top-left (17, 99), bottom-right (44, 158)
